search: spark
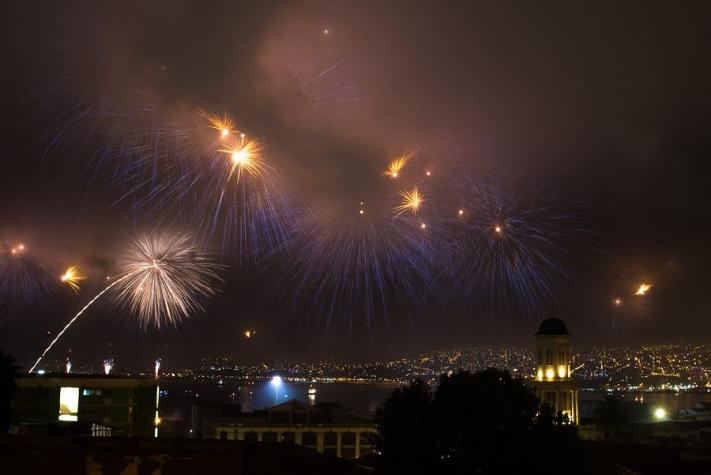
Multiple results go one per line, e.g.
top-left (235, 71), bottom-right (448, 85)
top-left (394, 186), bottom-right (425, 216)
top-left (494, 224), bottom-right (502, 234)
top-left (420, 222), bottom-right (427, 229)
top-left (104, 359), bottom-right (114, 375)
top-left (635, 283), bottom-right (653, 296)
top-left (425, 170), bottom-right (431, 176)
top-left (61, 266), bottom-right (84, 293)
top-left (384, 153), bottom-right (411, 178)
top-left (244, 330), bottom-right (255, 338)
top-left (458, 209), bottom-right (464, 216)
top-left (613, 297), bottom-right (623, 306)
top-left (200, 110), bottom-right (235, 139)
top-left (219, 140), bottom-right (265, 181)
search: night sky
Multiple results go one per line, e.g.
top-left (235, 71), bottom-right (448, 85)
top-left (2, 1), bottom-right (711, 367)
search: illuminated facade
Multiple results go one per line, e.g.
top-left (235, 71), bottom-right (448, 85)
top-left (198, 399), bottom-right (377, 459)
top-left (531, 318), bottom-right (579, 424)
top-left (10, 374), bottom-right (160, 437)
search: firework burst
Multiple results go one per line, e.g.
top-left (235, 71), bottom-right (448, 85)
top-left (634, 283), bottom-right (653, 296)
top-left (273, 208), bottom-right (441, 333)
top-left (0, 241), bottom-right (60, 315)
top-left (111, 233), bottom-right (223, 328)
top-left (60, 266), bottom-right (84, 293)
top-left (199, 110), bottom-right (236, 139)
top-left (394, 186), bottom-right (425, 216)
top-left (444, 188), bottom-right (590, 315)
top-left (384, 153), bottom-right (412, 178)
top-left (218, 139), bottom-right (266, 181)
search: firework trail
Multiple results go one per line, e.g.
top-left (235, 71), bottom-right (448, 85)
top-left (103, 359), bottom-right (114, 375)
top-left (29, 270), bottom-right (133, 373)
top-left (261, 47), bottom-right (360, 128)
top-left (29, 233), bottom-right (221, 372)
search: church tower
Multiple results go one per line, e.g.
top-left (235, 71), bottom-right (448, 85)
top-left (532, 318), bottom-right (579, 424)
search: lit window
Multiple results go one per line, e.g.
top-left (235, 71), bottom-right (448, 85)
top-left (59, 387), bottom-right (79, 421)
top-left (557, 365), bottom-right (567, 379)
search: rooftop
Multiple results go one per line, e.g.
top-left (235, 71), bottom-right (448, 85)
top-left (535, 318), bottom-right (571, 336)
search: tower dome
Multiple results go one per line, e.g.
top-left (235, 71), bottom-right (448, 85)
top-left (535, 317), bottom-right (570, 336)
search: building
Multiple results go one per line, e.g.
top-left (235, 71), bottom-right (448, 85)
top-left (197, 399), bottom-right (377, 459)
top-left (1, 436), bottom-right (372, 474)
top-left (10, 374), bottom-right (160, 437)
top-left (531, 317), bottom-right (579, 423)
top-left (679, 402), bottom-right (711, 421)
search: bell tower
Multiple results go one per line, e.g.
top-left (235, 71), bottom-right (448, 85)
top-left (532, 318), bottom-right (579, 424)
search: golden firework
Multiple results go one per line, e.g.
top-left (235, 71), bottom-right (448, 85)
top-left (61, 266), bottom-right (85, 293)
top-left (384, 153), bottom-right (412, 178)
top-left (635, 283), bottom-right (653, 296)
top-left (219, 140), bottom-right (265, 181)
top-left (199, 110), bottom-right (235, 139)
top-left (394, 186), bottom-right (425, 216)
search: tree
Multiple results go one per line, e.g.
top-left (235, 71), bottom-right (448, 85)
top-left (375, 369), bottom-right (581, 474)
top-left (0, 351), bottom-right (20, 434)
top-left (374, 379), bottom-right (438, 474)
top-left (593, 394), bottom-right (629, 440)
